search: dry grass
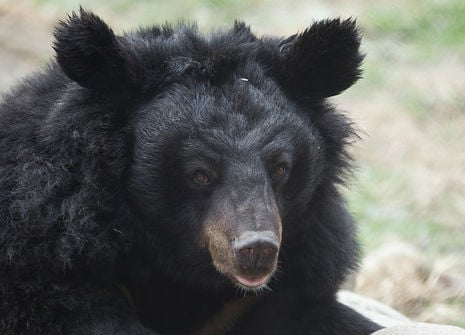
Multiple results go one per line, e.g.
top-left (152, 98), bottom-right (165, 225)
top-left (354, 241), bottom-right (465, 325)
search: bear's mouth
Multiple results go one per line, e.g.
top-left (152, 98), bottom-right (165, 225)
top-left (232, 274), bottom-right (271, 288)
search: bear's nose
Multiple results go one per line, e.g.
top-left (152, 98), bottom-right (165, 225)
top-left (233, 231), bottom-right (279, 273)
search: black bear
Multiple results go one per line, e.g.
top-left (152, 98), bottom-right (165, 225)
top-left (0, 8), bottom-right (382, 335)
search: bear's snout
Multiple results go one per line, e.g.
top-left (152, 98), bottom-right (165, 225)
top-left (232, 231), bottom-right (279, 287)
top-left (202, 184), bottom-right (282, 290)
top-left (233, 231), bottom-right (279, 272)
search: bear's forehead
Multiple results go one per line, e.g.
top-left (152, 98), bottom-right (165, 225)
top-left (149, 79), bottom-right (304, 148)
top-left (135, 59), bottom-right (314, 157)
top-left (167, 73), bottom-right (297, 129)
top-left (188, 90), bottom-right (308, 156)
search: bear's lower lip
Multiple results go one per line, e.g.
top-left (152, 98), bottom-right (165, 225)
top-left (233, 274), bottom-right (270, 288)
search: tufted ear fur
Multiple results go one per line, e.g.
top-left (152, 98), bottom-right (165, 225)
top-left (276, 18), bottom-right (364, 99)
top-left (53, 8), bottom-right (132, 93)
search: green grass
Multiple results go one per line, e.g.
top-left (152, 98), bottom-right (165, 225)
top-left (347, 164), bottom-right (465, 257)
top-left (360, 0), bottom-right (465, 60)
top-left (33, 0), bottom-right (262, 29)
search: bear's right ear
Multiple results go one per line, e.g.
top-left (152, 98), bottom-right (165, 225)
top-left (53, 8), bottom-right (132, 93)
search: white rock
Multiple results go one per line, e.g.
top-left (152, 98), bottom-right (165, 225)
top-left (372, 323), bottom-right (465, 335)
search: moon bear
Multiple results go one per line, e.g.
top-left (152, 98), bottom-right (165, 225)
top-left (0, 9), bottom-right (381, 335)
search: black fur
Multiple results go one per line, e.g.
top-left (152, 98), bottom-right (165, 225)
top-left (0, 9), bottom-right (381, 335)
top-left (277, 18), bottom-right (364, 98)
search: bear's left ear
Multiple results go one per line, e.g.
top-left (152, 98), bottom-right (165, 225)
top-left (275, 18), bottom-right (364, 99)
top-left (53, 8), bottom-right (132, 93)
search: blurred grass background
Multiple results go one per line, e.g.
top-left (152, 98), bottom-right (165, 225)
top-left (1, 0), bottom-right (464, 327)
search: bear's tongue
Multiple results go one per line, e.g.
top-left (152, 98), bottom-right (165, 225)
top-left (234, 274), bottom-right (269, 288)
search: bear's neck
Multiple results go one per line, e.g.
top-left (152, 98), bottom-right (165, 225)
top-left (121, 267), bottom-right (248, 335)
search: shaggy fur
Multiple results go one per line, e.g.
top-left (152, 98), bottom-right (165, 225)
top-left (0, 9), bottom-right (381, 335)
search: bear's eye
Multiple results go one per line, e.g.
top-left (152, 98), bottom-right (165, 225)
top-left (271, 163), bottom-right (287, 178)
top-left (193, 170), bottom-right (210, 185)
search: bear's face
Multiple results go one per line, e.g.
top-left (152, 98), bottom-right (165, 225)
top-left (53, 9), bottom-right (362, 291)
top-left (129, 72), bottom-right (325, 290)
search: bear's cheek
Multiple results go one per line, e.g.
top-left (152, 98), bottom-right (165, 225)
top-left (201, 217), bottom-right (235, 274)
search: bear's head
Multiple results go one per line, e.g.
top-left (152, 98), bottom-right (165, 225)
top-left (54, 9), bottom-right (362, 292)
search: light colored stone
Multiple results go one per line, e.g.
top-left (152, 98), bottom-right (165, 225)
top-left (338, 290), bottom-right (410, 327)
top-left (339, 291), bottom-right (465, 334)
top-left (372, 323), bottom-right (465, 335)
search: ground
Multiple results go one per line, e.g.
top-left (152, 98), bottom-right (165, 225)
top-left (0, 0), bottom-right (464, 327)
